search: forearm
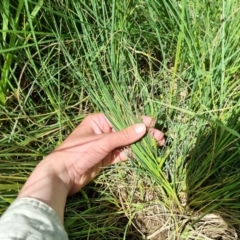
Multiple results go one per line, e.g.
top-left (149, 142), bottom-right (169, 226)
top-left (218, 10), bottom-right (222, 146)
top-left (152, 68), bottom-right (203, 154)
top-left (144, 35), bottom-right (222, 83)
top-left (18, 158), bottom-right (69, 222)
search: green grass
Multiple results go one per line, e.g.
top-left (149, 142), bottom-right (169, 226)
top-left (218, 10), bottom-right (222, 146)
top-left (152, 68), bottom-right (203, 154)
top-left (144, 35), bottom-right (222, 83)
top-left (1, 0), bottom-right (240, 239)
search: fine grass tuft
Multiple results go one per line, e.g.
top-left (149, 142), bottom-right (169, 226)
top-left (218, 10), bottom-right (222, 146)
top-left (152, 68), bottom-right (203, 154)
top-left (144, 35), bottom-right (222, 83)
top-left (1, 0), bottom-right (240, 239)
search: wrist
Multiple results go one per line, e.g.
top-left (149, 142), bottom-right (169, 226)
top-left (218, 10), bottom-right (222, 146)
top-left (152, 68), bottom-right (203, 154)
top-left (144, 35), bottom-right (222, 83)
top-left (44, 152), bottom-right (74, 195)
top-left (18, 158), bottom-right (70, 222)
top-left (45, 150), bottom-right (93, 195)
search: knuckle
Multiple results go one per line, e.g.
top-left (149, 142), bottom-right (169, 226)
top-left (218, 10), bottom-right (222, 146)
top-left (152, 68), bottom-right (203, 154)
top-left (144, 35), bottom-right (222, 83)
top-left (120, 129), bottom-right (131, 142)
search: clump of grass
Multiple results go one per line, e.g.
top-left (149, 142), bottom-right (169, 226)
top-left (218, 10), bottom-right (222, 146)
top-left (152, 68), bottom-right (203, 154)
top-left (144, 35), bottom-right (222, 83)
top-left (0, 0), bottom-right (47, 104)
top-left (1, 0), bottom-right (240, 239)
top-left (187, 113), bottom-right (240, 222)
top-left (59, 0), bottom-right (240, 237)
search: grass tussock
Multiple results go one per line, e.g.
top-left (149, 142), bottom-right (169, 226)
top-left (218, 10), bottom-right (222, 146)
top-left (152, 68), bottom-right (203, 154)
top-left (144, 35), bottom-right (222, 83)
top-left (1, 0), bottom-right (240, 239)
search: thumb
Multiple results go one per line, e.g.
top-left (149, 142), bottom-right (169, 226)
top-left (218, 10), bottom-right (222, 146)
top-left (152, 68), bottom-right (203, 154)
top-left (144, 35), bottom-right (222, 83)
top-left (103, 123), bottom-right (146, 151)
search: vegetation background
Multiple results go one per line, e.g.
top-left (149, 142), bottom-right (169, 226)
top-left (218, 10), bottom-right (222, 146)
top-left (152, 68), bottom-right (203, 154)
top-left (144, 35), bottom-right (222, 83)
top-left (0, 0), bottom-right (240, 239)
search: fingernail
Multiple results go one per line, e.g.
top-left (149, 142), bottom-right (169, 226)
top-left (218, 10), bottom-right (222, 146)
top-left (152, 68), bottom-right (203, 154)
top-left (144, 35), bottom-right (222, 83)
top-left (134, 123), bottom-right (146, 134)
top-left (120, 149), bottom-right (129, 161)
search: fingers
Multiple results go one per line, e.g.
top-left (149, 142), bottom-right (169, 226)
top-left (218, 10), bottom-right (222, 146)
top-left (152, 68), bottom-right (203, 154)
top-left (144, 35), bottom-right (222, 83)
top-left (141, 115), bottom-right (165, 146)
top-left (91, 113), bottom-right (113, 134)
top-left (77, 113), bottom-right (164, 151)
top-left (148, 128), bottom-right (165, 146)
top-left (103, 123), bottom-right (146, 151)
top-left (141, 115), bottom-right (156, 128)
top-left (110, 128), bottom-right (165, 164)
top-left (111, 148), bottom-right (129, 164)
top-left (77, 113), bottom-right (113, 135)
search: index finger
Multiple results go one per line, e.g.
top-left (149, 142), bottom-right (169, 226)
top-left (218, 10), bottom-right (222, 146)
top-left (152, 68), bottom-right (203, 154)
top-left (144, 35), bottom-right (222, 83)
top-left (141, 115), bottom-right (156, 128)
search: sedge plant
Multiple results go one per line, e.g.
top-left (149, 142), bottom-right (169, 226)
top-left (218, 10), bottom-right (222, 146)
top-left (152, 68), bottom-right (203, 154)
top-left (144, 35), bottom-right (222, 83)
top-left (1, 0), bottom-right (240, 239)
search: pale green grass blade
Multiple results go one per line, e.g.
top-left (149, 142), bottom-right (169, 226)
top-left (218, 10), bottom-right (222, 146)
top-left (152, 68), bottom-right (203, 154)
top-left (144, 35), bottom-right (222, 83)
top-left (2, 0), bottom-right (9, 42)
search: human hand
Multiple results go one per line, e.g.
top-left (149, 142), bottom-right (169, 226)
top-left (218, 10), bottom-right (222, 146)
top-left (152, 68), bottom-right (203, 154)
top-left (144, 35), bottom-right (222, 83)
top-left (18, 113), bottom-right (165, 221)
top-left (48, 113), bottom-right (165, 195)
